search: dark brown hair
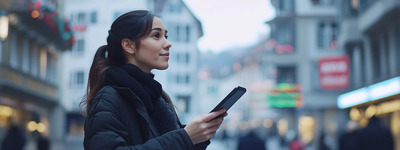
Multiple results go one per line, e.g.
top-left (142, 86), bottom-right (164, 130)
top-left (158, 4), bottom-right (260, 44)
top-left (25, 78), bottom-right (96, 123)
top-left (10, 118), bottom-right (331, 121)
top-left (81, 10), bottom-right (169, 115)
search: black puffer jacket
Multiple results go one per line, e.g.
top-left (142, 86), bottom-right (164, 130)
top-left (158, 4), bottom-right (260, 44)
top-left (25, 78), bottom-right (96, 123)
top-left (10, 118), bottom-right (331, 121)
top-left (84, 86), bottom-right (209, 150)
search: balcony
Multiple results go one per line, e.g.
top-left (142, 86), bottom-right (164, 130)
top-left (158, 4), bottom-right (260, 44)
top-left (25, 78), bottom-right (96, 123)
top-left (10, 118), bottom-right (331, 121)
top-left (0, 65), bottom-right (58, 106)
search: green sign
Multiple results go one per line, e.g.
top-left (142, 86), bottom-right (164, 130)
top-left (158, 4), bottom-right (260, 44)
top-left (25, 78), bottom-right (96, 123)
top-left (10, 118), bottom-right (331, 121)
top-left (266, 83), bottom-right (302, 108)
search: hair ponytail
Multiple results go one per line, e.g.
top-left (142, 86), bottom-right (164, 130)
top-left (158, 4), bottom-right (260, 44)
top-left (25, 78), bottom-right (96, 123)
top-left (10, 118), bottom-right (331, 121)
top-left (81, 45), bottom-right (110, 115)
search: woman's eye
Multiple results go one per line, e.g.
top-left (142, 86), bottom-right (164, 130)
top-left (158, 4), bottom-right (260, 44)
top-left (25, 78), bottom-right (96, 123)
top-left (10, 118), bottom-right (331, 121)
top-left (153, 33), bottom-right (160, 38)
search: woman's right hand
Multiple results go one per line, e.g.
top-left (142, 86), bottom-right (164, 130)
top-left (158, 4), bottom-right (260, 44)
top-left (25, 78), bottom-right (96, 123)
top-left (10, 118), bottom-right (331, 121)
top-left (184, 109), bottom-right (227, 145)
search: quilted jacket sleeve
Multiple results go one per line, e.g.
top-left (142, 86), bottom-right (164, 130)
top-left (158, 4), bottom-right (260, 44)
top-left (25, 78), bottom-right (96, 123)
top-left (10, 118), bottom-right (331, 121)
top-left (83, 87), bottom-right (195, 150)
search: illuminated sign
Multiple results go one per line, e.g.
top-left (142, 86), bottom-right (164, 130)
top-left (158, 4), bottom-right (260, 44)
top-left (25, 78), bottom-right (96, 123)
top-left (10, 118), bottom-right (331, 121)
top-left (337, 76), bottom-right (400, 109)
top-left (264, 39), bottom-right (294, 54)
top-left (319, 56), bottom-right (350, 90)
top-left (267, 83), bottom-right (303, 108)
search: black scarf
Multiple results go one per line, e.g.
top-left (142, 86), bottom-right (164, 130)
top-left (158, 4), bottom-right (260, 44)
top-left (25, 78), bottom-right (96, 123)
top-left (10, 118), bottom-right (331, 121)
top-left (103, 64), bottom-right (178, 135)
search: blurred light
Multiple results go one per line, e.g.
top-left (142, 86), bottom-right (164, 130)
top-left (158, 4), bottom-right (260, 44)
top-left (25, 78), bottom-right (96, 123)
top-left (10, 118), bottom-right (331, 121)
top-left (337, 87), bottom-right (368, 109)
top-left (338, 76), bottom-right (400, 109)
top-left (376, 99), bottom-right (400, 115)
top-left (197, 71), bottom-right (209, 80)
top-left (31, 10), bottom-right (40, 18)
top-left (368, 77), bottom-right (400, 100)
top-left (263, 119), bottom-right (273, 128)
top-left (351, 0), bottom-right (360, 9)
top-left (359, 117), bottom-right (368, 128)
top-left (0, 12), bottom-right (9, 41)
top-left (26, 121), bottom-right (46, 133)
top-left (239, 121), bottom-right (249, 130)
top-left (349, 108), bottom-right (361, 121)
top-left (391, 111), bottom-right (400, 135)
top-left (232, 62), bottom-right (241, 72)
top-left (7, 13), bottom-right (17, 25)
top-left (0, 105), bottom-right (14, 117)
top-left (27, 121), bottom-right (37, 132)
top-left (250, 120), bottom-right (261, 128)
top-left (365, 105), bottom-right (377, 118)
top-left (277, 119), bottom-right (288, 136)
top-left (298, 116), bottom-right (315, 144)
top-left (37, 122), bottom-right (46, 133)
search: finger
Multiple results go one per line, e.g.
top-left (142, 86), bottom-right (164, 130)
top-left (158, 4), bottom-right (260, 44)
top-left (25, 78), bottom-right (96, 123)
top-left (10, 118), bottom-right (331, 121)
top-left (202, 109), bottom-right (226, 122)
top-left (224, 112), bottom-right (228, 117)
top-left (204, 117), bottom-right (223, 129)
top-left (206, 124), bottom-right (222, 135)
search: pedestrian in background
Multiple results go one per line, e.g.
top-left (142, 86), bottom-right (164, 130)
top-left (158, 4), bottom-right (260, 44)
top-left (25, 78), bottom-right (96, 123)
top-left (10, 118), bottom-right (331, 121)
top-left (1, 123), bottom-right (26, 150)
top-left (237, 129), bottom-right (266, 150)
top-left (81, 10), bottom-right (227, 150)
top-left (37, 133), bottom-right (50, 150)
top-left (289, 134), bottom-right (304, 150)
top-left (357, 116), bottom-right (394, 150)
top-left (339, 120), bottom-right (359, 150)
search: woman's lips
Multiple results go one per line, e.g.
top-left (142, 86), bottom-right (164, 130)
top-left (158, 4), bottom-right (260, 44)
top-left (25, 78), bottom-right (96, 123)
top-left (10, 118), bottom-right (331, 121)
top-left (160, 53), bottom-right (169, 58)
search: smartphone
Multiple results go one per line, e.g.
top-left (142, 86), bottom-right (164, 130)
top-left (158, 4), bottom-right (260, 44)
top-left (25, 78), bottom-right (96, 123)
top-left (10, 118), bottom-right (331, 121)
top-left (210, 86), bottom-right (246, 119)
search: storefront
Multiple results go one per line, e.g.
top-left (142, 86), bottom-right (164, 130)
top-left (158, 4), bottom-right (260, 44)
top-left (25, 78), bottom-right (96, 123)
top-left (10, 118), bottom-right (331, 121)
top-left (338, 76), bottom-right (400, 149)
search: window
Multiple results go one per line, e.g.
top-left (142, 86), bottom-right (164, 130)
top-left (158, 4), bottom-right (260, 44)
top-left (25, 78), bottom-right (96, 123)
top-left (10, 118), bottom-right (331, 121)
top-left (90, 11), bottom-right (97, 23)
top-left (46, 52), bottom-right (53, 83)
top-left (30, 43), bottom-right (39, 77)
top-left (185, 25), bottom-right (190, 42)
top-left (184, 52), bottom-right (190, 64)
top-left (279, 0), bottom-right (294, 12)
top-left (22, 38), bottom-right (30, 73)
top-left (77, 12), bottom-right (86, 24)
top-left (71, 71), bottom-right (85, 88)
top-left (174, 74), bottom-right (190, 84)
top-left (207, 86), bottom-right (218, 95)
top-left (317, 22), bottom-right (337, 49)
top-left (276, 66), bottom-right (296, 84)
top-left (184, 74), bottom-right (190, 84)
top-left (176, 25), bottom-right (180, 42)
top-left (72, 39), bottom-right (84, 55)
top-left (9, 32), bottom-right (18, 68)
top-left (175, 52), bottom-right (190, 64)
top-left (177, 96), bottom-right (191, 112)
top-left (272, 22), bottom-right (295, 54)
top-left (169, 3), bottom-right (182, 13)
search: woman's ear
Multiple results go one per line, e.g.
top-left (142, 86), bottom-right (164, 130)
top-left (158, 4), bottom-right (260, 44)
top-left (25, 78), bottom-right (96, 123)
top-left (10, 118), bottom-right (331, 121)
top-left (121, 38), bottom-right (136, 55)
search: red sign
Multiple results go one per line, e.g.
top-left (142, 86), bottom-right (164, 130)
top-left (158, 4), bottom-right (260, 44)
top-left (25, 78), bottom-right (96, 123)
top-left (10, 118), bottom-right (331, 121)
top-left (71, 25), bottom-right (87, 32)
top-left (318, 56), bottom-right (350, 90)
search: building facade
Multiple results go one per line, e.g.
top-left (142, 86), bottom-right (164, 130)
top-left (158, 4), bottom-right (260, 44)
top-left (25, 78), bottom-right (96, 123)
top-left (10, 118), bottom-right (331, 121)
top-left (0, 0), bottom-right (73, 148)
top-left (337, 0), bottom-right (400, 149)
top-left (264, 0), bottom-right (344, 148)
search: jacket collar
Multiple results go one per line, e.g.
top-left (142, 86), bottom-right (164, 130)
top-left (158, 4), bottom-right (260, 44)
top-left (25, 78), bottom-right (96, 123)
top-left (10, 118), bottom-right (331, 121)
top-left (110, 86), bottom-right (161, 138)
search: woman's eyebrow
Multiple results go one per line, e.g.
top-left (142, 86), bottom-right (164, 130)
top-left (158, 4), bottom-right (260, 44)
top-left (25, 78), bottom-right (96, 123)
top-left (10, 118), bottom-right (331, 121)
top-left (152, 28), bottom-right (162, 31)
top-left (152, 28), bottom-right (167, 34)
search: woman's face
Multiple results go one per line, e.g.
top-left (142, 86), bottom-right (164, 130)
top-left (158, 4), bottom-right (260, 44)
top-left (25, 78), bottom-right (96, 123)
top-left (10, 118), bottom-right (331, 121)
top-left (129, 17), bottom-right (172, 73)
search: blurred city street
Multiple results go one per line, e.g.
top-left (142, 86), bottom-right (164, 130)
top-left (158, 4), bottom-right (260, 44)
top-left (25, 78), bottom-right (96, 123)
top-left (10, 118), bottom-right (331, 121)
top-left (0, 0), bottom-right (400, 149)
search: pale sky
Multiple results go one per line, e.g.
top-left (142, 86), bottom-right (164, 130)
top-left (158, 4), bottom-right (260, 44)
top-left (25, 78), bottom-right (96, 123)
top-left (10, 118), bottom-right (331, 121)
top-left (182, 0), bottom-right (276, 53)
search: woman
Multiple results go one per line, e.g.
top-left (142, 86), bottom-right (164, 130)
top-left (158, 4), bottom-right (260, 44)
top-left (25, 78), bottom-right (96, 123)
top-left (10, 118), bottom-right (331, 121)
top-left (81, 10), bottom-right (226, 150)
